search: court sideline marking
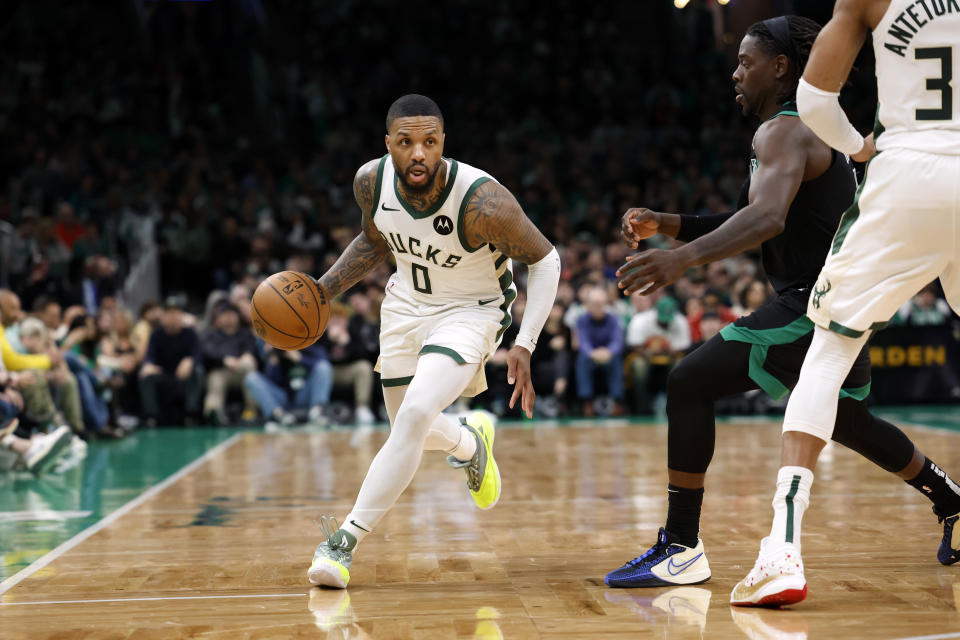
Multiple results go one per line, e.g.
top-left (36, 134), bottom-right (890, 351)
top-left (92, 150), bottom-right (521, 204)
top-left (1, 592), bottom-right (305, 606)
top-left (890, 633), bottom-right (960, 640)
top-left (0, 432), bottom-right (243, 596)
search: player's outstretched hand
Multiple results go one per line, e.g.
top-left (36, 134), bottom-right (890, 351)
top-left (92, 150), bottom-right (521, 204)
top-left (621, 208), bottom-right (662, 249)
top-left (506, 345), bottom-right (535, 418)
top-left (617, 248), bottom-right (688, 296)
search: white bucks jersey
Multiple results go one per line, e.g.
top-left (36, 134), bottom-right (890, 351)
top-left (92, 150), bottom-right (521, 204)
top-left (874, 0), bottom-right (960, 153)
top-left (371, 155), bottom-right (518, 312)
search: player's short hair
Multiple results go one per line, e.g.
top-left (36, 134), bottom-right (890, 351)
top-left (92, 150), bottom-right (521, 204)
top-left (747, 15), bottom-right (822, 80)
top-left (386, 94), bottom-right (444, 132)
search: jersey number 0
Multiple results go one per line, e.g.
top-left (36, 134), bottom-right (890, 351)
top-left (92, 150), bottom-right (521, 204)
top-left (412, 264), bottom-right (432, 294)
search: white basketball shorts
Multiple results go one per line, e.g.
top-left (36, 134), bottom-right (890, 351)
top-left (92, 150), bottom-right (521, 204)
top-left (808, 147), bottom-right (960, 337)
top-left (375, 278), bottom-right (509, 397)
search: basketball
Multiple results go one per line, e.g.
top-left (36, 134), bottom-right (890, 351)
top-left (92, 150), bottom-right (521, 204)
top-left (250, 271), bottom-right (329, 350)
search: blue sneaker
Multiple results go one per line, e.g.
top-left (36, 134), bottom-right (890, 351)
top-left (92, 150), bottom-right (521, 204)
top-left (605, 528), bottom-right (711, 588)
top-left (937, 512), bottom-right (960, 565)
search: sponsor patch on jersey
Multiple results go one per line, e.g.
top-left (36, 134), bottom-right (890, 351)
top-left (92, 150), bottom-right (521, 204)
top-left (433, 215), bottom-right (454, 235)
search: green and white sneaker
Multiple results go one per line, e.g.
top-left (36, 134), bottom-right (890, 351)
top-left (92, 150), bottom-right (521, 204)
top-left (447, 411), bottom-right (501, 510)
top-left (308, 516), bottom-right (356, 589)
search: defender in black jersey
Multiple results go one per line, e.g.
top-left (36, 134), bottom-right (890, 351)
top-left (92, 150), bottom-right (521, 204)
top-left (604, 15), bottom-right (960, 591)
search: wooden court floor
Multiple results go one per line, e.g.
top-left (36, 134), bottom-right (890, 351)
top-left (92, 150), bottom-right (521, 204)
top-left (2, 418), bottom-right (960, 639)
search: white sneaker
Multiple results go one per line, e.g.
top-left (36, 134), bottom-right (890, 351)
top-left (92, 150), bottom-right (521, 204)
top-left (730, 538), bottom-right (806, 607)
top-left (604, 528), bottom-right (711, 587)
top-left (24, 426), bottom-right (73, 474)
top-left (354, 406), bottom-right (375, 425)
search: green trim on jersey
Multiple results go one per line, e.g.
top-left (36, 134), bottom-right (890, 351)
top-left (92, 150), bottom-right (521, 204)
top-left (873, 106), bottom-right (886, 142)
top-left (831, 151), bottom-right (882, 255)
top-left (381, 375), bottom-right (414, 387)
top-left (750, 102), bottom-right (798, 173)
top-left (770, 109), bottom-right (799, 118)
top-left (767, 100), bottom-right (799, 121)
top-left (457, 177), bottom-right (493, 253)
top-left (419, 344), bottom-right (467, 364)
top-left (370, 155), bottom-right (388, 218)
top-left (394, 159), bottom-right (459, 219)
top-left (496, 268), bottom-right (517, 341)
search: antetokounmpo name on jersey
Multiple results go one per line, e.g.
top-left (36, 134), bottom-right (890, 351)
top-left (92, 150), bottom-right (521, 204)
top-left (884, 0), bottom-right (960, 57)
top-left (379, 231), bottom-right (463, 268)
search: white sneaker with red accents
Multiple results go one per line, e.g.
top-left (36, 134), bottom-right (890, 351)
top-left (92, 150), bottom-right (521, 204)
top-left (730, 537), bottom-right (807, 607)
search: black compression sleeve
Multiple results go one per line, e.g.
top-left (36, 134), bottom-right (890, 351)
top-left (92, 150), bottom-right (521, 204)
top-left (675, 211), bottom-right (736, 243)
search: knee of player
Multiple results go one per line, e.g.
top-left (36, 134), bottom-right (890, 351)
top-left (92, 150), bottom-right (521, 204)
top-left (831, 398), bottom-right (868, 444)
top-left (666, 358), bottom-right (700, 396)
top-left (393, 400), bottom-right (437, 435)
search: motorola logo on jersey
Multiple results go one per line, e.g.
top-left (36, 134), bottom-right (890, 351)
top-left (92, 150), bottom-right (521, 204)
top-left (433, 215), bottom-right (453, 235)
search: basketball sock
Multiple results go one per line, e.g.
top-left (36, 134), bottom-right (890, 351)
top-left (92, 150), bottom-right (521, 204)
top-left (664, 484), bottom-right (704, 548)
top-left (768, 466), bottom-right (813, 551)
top-left (341, 515), bottom-right (372, 547)
top-left (906, 457), bottom-right (960, 518)
top-left (443, 418), bottom-right (477, 462)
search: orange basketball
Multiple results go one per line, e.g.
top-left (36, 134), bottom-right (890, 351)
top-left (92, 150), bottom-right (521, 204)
top-left (250, 271), bottom-right (329, 350)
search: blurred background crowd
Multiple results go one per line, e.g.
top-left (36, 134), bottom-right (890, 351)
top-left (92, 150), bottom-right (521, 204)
top-left (0, 0), bottom-right (957, 472)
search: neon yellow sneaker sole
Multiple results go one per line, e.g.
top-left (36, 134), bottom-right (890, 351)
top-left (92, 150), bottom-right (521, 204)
top-left (308, 548), bottom-right (352, 588)
top-left (465, 411), bottom-right (501, 510)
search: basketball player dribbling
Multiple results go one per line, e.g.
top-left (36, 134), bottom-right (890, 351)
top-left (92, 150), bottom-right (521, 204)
top-left (735, 0), bottom-right (960, 606)
top-left (604, 15), bottom-right (960, 604)
top-left (307, 94), bottom-right (561, 588)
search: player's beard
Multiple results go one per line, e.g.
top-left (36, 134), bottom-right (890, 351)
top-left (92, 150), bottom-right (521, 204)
top-left (397, 159), bottom-right (442, 193)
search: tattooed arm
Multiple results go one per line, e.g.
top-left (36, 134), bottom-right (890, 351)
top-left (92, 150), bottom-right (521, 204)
top-left (462, 180), bottom-right (560, 417)
top-left (462, 180), bottom-right (553, 264)
top-left (317, 160), bottom-right (392, 299)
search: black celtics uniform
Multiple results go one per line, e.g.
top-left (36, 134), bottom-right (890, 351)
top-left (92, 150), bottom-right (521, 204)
top-left (716, 103), bottom-right (872, 400)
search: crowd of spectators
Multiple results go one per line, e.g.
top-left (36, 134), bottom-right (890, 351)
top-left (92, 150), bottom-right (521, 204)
top-left (0, 2), bottom-right (957, 472)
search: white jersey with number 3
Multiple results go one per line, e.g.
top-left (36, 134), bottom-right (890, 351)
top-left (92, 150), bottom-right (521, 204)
top-left (873, 0), bottom-right (960, 153)
top-left (371, 155), bottom-right (517, 310)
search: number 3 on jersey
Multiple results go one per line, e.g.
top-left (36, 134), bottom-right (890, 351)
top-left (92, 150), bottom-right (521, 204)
top-left (412, 263), bottom-right (432, 294)
top-left (916, 46), bottom-right (954, 122)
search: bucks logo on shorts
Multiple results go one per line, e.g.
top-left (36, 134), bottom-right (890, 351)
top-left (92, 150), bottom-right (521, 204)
top-left (812, 277), bottom-right (831, 310)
